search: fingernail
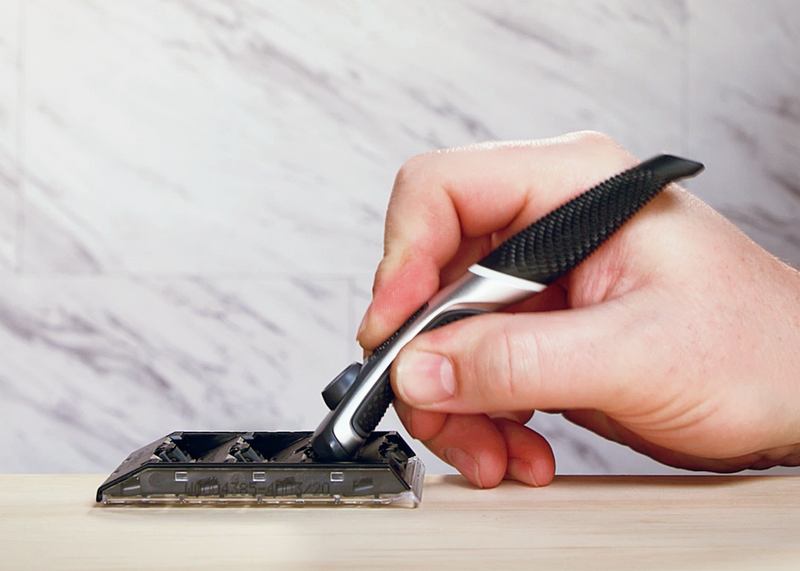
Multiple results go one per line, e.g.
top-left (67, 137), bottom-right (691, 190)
top-left (356, 303), bottom-right (371, 340)
top-left (395, 350), bottom-right (456, 405)
top-left (443, 447), bottom-right (483, 488)
top-left (507, 458), bottom-right (540, 487)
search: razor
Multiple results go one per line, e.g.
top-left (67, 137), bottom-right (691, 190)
top-left (311, 155), bottom-right (705, 461)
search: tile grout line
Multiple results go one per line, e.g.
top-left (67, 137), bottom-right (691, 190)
top-left (15, 0), bottom-right (25, 275)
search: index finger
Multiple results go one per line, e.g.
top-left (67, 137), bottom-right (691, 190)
top-left (357, 131), bottom-right (636, 350)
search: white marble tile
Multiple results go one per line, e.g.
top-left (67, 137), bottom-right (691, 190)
top-left (22, 0), bottom-right (683, 274)
top-left (686, 0), bottom-right (800, 267)
top-left (0, 276), bottom-right (349, 472)
top-left (0, 0), bottom-right (19, 271)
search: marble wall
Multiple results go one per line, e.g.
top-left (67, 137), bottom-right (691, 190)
top-left (0, 0), bottom-right (798, 476)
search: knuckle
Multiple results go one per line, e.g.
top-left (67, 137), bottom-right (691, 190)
top-left (504, 322), bottom-right (546, 405)
top-left (393, 152), bottom-right (435, 188)
top-left (472, 321), bottom-right (542, 407)
top-left (572, 130), bottom-right (633, 160)
top-left (498, 326), bottom-right (519, 402)
top-left (573, 130), bottom-right (617, 148)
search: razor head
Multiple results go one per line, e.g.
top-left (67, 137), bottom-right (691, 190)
top-left (310, 363), bottom-right (395, 461)
top-left (310, 417), bottom-right (352, 460)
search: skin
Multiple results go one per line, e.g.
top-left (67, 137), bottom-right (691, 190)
top-left (356, 131), bottom-right (800, 489)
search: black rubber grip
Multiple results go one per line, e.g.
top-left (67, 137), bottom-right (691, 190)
top-left (351, 308), bottom-right (484, 437)
top-left (477, 155), bottom-right (704, 284)
top-left (353, 371), bottom-right (394, 437)
top-left (351, 304), bottom-right (427, 437)
top-left (365, 304), bottom-right (428, 368)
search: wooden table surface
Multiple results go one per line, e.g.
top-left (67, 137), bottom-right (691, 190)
top-left (1, 474), bottom-right (799, 570)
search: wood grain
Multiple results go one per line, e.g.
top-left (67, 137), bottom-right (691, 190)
top-left (1, 475), bottom-right (799, 570)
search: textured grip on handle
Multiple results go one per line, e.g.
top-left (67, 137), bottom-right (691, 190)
top-left (352, 372), bottom-right (394, 437)
top-left (477, 155), bottom-right (704, 284)
top-left (350, 308), bottom-right (486, 437)
top-left (349, 304), bottom-right (427, 438)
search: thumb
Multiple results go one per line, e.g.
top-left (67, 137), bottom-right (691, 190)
top-left (391, 301), bottom-right (643, 415)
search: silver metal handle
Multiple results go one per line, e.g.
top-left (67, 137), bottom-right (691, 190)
top-left (310, 265), bottom-right (545, 460)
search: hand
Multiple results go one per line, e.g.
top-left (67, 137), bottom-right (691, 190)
top-left (356, 131), bottom-right (800, 488)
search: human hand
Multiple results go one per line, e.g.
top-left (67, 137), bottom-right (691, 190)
top-left (357, 132), bottom-right (800, 488)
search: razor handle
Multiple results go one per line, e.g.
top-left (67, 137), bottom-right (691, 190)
top-left (311, 154), bottom-right (704, 461)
